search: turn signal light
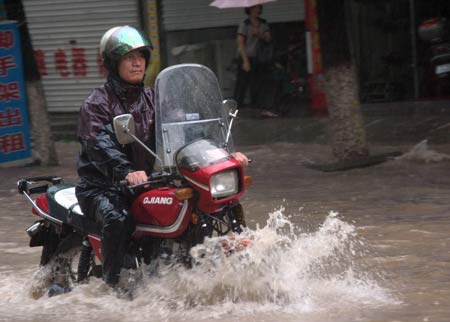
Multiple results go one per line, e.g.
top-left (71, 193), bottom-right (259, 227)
top-left (174, 188), bottom-right (194, 201)
top-left (244, 176), bottom-right (253, 188)
top-left (191, 212), bottom-right (199, 224)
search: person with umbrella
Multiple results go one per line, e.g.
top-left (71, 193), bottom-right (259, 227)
top-left (233, 4), bottom-right (278, 117)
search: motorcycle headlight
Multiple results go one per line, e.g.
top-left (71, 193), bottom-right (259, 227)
top-left (210, 170), bottom-right (239, 198)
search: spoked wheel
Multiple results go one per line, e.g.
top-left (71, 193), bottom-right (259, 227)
top-left (30, 232), bottom-right (80, 298)
top-left (31, 233), bottom-right (100, 298)
top-left (54, 234), bottom-right (103, 285)
top-left (49, 233), bottom-right (85, 284)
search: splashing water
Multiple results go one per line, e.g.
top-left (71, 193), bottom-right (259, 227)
top-left (0, 209), bottom-right (395, 322)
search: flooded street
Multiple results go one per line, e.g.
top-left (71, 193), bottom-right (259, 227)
top-left (241, 140), bottom-right (450, 322)
top-left (3, 0), bottom-right (450, 320)
top-left (1, 125), bottom-right (450, 322)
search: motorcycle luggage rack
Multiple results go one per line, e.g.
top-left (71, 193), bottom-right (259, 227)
top-left (17, 176), bottom-right (63, 195)
top-left (17, 176), bottom-right (64, 225)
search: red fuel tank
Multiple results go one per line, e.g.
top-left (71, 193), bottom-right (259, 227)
top-left (130, 187), bottom-right (187, 227)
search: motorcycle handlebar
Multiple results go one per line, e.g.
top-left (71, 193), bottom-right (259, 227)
top-left (119, 173), bottom-right (173, 189)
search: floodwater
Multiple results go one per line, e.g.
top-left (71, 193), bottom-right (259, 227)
top-left (0, 138), bottom-right (450, 322)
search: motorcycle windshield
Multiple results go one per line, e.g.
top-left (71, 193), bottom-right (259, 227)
top-left (154, 64), bottom-right (233, 170)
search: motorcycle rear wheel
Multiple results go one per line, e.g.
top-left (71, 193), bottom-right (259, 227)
top-left (32, 233), bottom-right (102, 297)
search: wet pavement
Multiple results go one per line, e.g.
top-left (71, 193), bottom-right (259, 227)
top-left (0, 109), bottom-right (450, 322)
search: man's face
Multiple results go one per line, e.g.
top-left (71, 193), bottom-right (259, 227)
top-left (118, 49), bottom-right (146, 84)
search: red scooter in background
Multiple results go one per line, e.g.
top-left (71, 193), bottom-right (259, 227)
top-left (418, 17), bottom-right (450, 97)
top-left (17, 64), bottom-right (251, 295)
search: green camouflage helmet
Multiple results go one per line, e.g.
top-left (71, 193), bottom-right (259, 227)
top-left (99, 26), bottom-right (152, 72)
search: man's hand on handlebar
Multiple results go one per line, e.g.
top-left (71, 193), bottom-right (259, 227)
top-left (125, 171), bottom-right (148, 186)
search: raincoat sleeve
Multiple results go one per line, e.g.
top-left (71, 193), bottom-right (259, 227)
top-left (77, 98), bottom-right (133, 183)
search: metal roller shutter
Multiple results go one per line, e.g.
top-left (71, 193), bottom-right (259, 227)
top-left (23, 0), bottom-right (141, 113)
top-left (161, 0), bottom-right (305, 31)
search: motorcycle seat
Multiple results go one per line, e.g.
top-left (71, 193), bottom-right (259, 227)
top-left (49, 185), bottom-right (83, 215)
top-left (46, 184), bottom-right (98, 234)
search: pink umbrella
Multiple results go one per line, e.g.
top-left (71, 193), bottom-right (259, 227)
top-left (209, 0), bottom-right (277, 9)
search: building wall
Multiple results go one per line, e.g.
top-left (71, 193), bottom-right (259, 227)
top-left (23, 0), bottom-right (142, 113)
top-left (354, 0), bottom-right (413, 102)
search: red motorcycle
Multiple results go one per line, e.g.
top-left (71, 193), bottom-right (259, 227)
top-left (17, 64), bottom-right (251, 294)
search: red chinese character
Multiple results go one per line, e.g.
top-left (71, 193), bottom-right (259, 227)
top-left (0, 132), bottom-right (25, 153)
top-left (0, 31), bottom-right (14, 49)
top-left (54, 49), bottom-right (70, 78)
top-left (34, 50), bottom-right (48, 76)
top-left (0, 55), bottom-right (17, 76)
top-left (0, 108), bottom-right (22, 128)
top-left (72, 47), bottom-right (87, 77)
top-left (0, 83), bottom-right (20, 102)
top-left (97, 50), bottom-right (106, 77)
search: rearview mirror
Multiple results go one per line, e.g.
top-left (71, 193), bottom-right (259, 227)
top-left (222, 99), bottom-right (237, 114)
top-left (113, 114), bottom-right (136, 145)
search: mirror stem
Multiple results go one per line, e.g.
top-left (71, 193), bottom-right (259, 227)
top-left (225, 109), bottom-right (238, 147)
top-left (123, 126), bottom-right (163, 164)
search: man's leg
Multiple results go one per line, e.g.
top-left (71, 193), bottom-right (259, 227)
top-left (94, 193), bottom-right (133, 286)
top-left (251, 63), bottom-right (278, 116)
top-left (250, 62), bottom-right (267, 107)
top-left (234, 60), bottom-right (250, 108)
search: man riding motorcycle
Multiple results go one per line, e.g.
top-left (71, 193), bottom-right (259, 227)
top-left (75, 26), bottom-right (248, 286)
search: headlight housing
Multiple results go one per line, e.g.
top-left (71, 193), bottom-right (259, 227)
top-left (210, 170), bottom-right (239, 198)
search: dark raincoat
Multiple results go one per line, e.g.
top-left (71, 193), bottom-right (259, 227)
top-left (75, 77), bottom-right (155, 285)
top-left (76, 78), bottom-right (155, 188)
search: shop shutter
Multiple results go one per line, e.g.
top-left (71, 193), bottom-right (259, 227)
top-left (161, 0), bottom-right (305, 31)
top-left (22, 0), bottom-right (141, 112)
